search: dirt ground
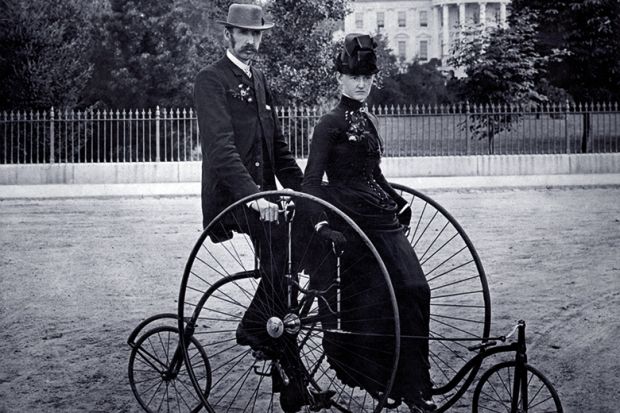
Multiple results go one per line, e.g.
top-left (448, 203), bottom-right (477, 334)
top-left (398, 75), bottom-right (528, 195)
top-left (0, 186), bottom-right (618, 413)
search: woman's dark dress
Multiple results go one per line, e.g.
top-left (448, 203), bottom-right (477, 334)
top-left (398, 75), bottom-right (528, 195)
top-left (301, 96), bottom-right (432, 400)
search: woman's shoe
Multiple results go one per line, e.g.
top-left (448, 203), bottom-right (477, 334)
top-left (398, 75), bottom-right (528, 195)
top-left (405, 394), bottom-right (437, 413)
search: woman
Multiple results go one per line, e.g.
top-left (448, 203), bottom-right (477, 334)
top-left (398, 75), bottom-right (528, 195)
top-left (301, 33), bottom-right (435, 413)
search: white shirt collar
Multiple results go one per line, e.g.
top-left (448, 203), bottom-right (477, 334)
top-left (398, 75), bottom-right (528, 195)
top-left (226, 50), bottom-right (252, 78)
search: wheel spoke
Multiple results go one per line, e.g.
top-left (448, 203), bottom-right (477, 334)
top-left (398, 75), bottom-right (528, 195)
top-left (176, 189), bottom-right (490, 413)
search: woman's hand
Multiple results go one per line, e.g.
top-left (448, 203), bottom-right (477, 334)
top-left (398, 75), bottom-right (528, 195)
top-left (317, 225), bottom-right (347, 254)
top-left (398, 205), bottom-right (412, 228)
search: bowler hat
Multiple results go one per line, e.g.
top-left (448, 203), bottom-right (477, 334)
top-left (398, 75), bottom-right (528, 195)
top-left (217, 3), bottom-right (274, 31)
top-left (335, 33), bottom-right (379, 75)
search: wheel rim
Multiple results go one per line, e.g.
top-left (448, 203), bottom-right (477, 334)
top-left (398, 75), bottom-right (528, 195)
top-left (392, 184), bottom-right (491, 411)
top-left (128, 326), bottom-right (210, 413)
top-left (178, 190), bottom-right (400, 412)
top-left (473, 362), bottom-right (563, 413)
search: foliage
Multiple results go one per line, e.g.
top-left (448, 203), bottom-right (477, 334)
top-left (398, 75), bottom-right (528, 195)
top-left (510, 0), bottom-right (620, 102)
top-left (174, 0), bottom-right (230, 68)
top-left (85, 0), bottom-right (203, 108)
top-left (447, 10), bottom-right (562, 144)
top-left (257, 0), bottom-right (350, 106)
top-left (449, 10), bottom-right (557, 106)
top-left (84, 0), bottom-right (353, 108)
top-left (0, 0), bottom-right (94, 110)
top-left (369, 58), bottom-right (457, 107)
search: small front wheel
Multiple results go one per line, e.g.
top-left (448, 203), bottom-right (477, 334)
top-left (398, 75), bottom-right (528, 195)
top-left (472, 361), bottom-right (563, 413)
top-left (128, 326), bottom-right (211, 413)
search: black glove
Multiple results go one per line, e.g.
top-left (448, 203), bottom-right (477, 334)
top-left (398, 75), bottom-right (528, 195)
top-left (317, 225), bottom-right (347, 255)
top-left (398, 205), bottom-right (412, 229)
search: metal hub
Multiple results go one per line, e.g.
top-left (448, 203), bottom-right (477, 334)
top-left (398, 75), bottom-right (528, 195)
top-left (283, 313), bottom-right (301, 334)
top-left (266, 313), bottom-right (301, 338)
top-left (266, 317), bottom-right (284, 338)
top-left (161, 371), bottom-right (176, 381)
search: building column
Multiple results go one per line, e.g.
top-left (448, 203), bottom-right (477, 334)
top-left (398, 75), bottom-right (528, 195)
top-left (442, 4), bottom-right (450, 61)
top-left (458, 2), bottom-right (466, 43)
top-left (459, 2), bottom-right (466, 27)
top-left (433, 6), bottom-right (441, 59)
top-left (499, 1), bottom-right (507, 28)
top-left (479, 2), bottom-right (487, 29)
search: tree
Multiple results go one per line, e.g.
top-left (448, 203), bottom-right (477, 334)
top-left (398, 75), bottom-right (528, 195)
top-left (448, 10), bottom-right (560, 149)
top-left (369, 58), bottom-right (457, 107)
top-left (510, 0), bottom-right (620, 152)
top-left (0, 0), bottom-right (94, 110)
top-left (256, 0), bottom-right (350, 106)
top-left (449, 10), bottom-right (554, 106)
top-left (510, 0), bottom-right (620, 102)
top-left (85, 0), bottom-right (202, 108)
top-left (174, 0), bottom-right (230, 69)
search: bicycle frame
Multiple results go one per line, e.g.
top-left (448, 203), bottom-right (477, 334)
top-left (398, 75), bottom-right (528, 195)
top-left (430, 320), bottom-right (528, 405)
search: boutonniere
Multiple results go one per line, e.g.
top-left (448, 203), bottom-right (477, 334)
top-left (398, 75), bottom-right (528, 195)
top-left (229, 84), bottom-right (253, 103)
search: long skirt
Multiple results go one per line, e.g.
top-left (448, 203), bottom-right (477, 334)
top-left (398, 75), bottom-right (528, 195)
top-left (309, 225), bottom-right (432, 400)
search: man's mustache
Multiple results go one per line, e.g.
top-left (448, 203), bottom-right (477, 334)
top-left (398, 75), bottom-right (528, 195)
top-left (241, 45), bottom-right (258, 53)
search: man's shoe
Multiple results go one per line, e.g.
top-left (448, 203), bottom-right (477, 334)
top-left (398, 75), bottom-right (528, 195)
top-left (278, 362), bottom-right (310, 413)
top-left (236, 321), bottom-right (261, 346)
top-left (280, 379), bottom-right (309, 413)
top-left (236, 322), bottom-right (278, 360)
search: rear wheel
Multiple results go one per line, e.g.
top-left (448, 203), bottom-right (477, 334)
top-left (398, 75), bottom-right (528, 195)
top-left (392, 184), bottom-right (491, 412)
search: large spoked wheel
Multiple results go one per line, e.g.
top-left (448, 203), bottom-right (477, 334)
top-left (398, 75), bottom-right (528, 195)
top-left (392, 184), bottom-right (491, 412)
top-left (128, 326), bottom-right (211, 413)
top-left (472, 361), bottom-right (563, 413)
top-left (178, 190), bottom-right (401, 413)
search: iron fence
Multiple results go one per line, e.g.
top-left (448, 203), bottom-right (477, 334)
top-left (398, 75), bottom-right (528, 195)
top-left (1, 102), bottom-right (618, 164)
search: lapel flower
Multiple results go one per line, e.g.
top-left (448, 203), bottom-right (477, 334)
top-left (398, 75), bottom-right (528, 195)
top-left (230, 83), bottom-right (254, 103)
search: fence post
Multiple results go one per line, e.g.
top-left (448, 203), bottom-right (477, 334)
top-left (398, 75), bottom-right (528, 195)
top-left (3, 111), bottom-right (7, 164)
top-left (50, 107), bottom-right (55, 163)
top-left (465, 101), bottom-right (471, 155)
top-left (155, 105), bottom-right (161, 161)
top-left (564, 100), bottom-right (570, 154)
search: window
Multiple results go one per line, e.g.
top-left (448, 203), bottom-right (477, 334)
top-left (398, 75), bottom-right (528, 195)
top-left (377, 11), bottom-right (385, 30)
top-left (398, 41), bottom-right (407, 59)
top-left (419, 40), bottom-right (428, 60)
top-left (419, 10), bottom-right (428, 27)
top-left (398, 11), bottom-right (406, 27)
top-left (355, 12), bottom-right (363, 29)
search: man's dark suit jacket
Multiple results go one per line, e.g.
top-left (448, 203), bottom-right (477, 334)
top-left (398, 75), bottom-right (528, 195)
top-left (194, 56), bottom-right (303, 230)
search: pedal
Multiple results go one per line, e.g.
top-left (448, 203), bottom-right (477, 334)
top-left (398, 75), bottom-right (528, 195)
top-left (251, 349), bottom-right (272, 360)
top-left (273, 360), bottom-right (290, 386)
top-left (309, 389), bottom-right (336, 410)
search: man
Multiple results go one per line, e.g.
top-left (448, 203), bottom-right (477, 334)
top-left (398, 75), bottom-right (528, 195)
top-left (193, 3), bottom-right (306, 412)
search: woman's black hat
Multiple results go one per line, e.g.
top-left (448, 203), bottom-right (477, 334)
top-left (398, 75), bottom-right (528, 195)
top-left (335, 33), bottom-right (379, 76)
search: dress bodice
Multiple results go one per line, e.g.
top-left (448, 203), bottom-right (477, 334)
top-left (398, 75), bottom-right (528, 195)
top-left (302, 96), bottom-right (407, 230)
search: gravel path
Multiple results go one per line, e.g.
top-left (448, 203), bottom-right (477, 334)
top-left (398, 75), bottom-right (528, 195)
top-left (0, 187), bottom-right (618, 412)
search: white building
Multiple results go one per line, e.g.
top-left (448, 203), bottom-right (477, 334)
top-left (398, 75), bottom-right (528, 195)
top-left (343, 0), bottom-right (511, 67)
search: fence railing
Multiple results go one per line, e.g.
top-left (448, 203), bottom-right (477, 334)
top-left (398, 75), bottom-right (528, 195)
top-left (1, 102), bottom-right (619, 164)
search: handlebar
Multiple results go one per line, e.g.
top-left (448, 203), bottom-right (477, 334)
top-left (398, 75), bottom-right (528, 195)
top-left (467, 340), bottom-right (497, 351)
top-left (466, 320), bottom-right (525, 351)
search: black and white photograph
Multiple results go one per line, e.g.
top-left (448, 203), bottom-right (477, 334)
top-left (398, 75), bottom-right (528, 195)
top-left (1, 0), bottom-right (619, 412)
